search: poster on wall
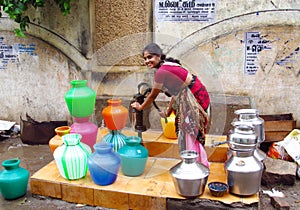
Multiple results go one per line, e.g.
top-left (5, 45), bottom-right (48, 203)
top-left (0, 37), bottom-right (17, 70)
top-left (0, 37), bottom-right (36, 70)
top-left (244, 32), bottom-right (271, 75)
top-left (155, 0), bottom-right (217, 22)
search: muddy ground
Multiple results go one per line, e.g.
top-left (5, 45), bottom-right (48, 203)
top-left (0, 136), bottom-right (300, 210)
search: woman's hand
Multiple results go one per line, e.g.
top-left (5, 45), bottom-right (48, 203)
top-left (158, 110), bottom-right (167, 118)
top-left (131, 102), bottom-right (142, 111)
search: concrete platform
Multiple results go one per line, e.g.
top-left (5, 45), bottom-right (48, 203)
top-left (108, 128), bottom-right (229, 162)
top-left (30, 129), bottom-right (259, 209)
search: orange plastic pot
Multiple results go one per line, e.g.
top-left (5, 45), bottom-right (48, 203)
top-left (55, 126), bottom-right (71, 137)
top-left (102, 99), bottom-right (129, 130)
top-left (49, 126), bottom-right (71, 154)
top-left (49, 137), bottom-right (63, 154)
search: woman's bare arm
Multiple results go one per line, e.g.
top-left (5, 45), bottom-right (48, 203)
top-left (131, 82), bottom-right (163, 111)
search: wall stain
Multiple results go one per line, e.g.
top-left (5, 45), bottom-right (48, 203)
top-left (275, 46), bottom-right (300, 76)
top-left (270, 1), bottom-right (278, 9)
top-left (276, 46), bottom-right (299, 66)
top-left (212, 41), bottom-right (219, 49)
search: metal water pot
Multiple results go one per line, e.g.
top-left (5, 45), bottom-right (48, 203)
top-left (234, 109), bottom-right (265, 143)
top-left (228, 123), bottom-right (258, 151)
top-left (226, 124), bottom-right (263, 196)
top-left (225, 149), bottom-right (263, 196)
top-left (169, 150), bottom-right (210, 198)
top-left (234, 109), bottom-right (266, 162)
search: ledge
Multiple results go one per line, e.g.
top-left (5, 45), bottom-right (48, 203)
top-left (30, 129), bottom-right (258, 209)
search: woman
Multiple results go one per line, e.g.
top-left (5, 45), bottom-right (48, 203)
top-left (131, 43), bottom-right (210, 167)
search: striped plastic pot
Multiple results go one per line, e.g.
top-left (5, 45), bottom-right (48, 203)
top-left (102, 130), bottom-right (126, 152)
top-left (53, 133), bottom-right (92, 180)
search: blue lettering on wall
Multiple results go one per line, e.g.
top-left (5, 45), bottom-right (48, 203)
top-left (0, 37), bottom-right (37, 70)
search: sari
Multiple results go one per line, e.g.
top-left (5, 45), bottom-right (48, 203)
top-left (174, 87), bottom-right (209, 168)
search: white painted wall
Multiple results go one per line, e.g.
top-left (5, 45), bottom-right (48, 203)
top-left (153, 1), bottom-right (300, 127)
top-left (0, 32), bottom-right (77, 122)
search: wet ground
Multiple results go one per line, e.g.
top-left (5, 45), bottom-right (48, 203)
top-left (1, 136), bottom-right (300, 210)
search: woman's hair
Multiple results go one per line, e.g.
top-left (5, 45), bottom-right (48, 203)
top-left (142, 43), bottom-right (166, 60)
top-left (165, 57), bottom-right (181, 65)
top-left (142, 43), bottom-right (181, 65)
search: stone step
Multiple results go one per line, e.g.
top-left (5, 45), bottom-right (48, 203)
top-left (100, 128), bottom-right (229, 162)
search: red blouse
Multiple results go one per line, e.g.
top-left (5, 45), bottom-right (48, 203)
top-left (154, 62), bottom-right (210, 110)
top-left (154, 62), bottom-right (188, 95)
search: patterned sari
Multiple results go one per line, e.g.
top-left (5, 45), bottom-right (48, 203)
top-left (174, 87), bottom-right (209, 167)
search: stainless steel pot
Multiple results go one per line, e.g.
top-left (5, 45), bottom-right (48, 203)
top-left (234, 109), bottom-right (265, 143)
top-left (226, 118), bottom-right (264, 196)
top-left (228, 123), bottom-right (257, 151)
top-left (169, 150), bottom-right (210, 198)
top-left (225, 149), bottom-right (263, 196)
top-left (233, 109), bottom-right (266, 162)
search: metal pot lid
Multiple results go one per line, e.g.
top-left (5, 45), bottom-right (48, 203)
top-left (234, 109), bottom-right (259, 115)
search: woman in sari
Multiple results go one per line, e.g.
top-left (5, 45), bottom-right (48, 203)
top-left (131, 43), bottom-right (210, 167)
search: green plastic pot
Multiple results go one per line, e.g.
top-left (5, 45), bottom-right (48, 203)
top-left (0, 159), bottom-right (29, 200)
top-left (64, 80), bottom-right (96, 118)
top-left (117, 136), bottom-right (148, 176)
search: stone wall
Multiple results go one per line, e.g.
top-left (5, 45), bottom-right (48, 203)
top-left (0, 0), bottom-right (299, 134)
top-left (0, 32), bottom-right (78, 122)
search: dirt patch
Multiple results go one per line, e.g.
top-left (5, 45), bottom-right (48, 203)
top-left (259, 181), bottom-right (300, 210)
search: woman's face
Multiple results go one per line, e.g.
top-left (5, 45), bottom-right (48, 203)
top-left (143, 51), bottom-right (161, 68)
